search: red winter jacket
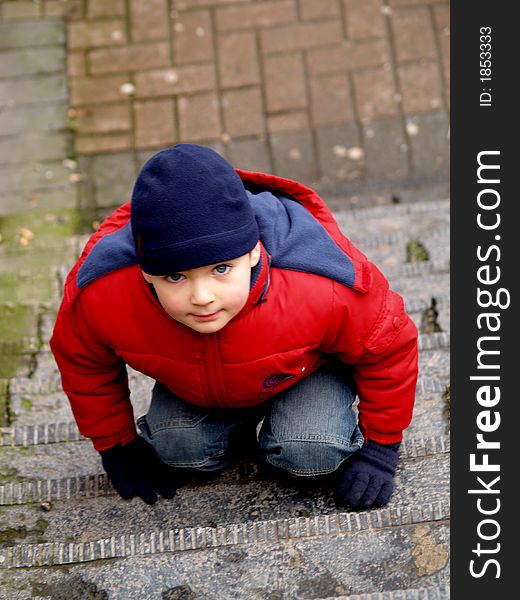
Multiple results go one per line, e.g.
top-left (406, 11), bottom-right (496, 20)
top-left (50, 170), bottom-right (418, 451)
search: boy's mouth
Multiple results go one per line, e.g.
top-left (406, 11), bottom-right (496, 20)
top-left (191, 310), bottom-right (222, 321)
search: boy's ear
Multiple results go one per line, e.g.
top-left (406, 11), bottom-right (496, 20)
top-left (141, 271), bottom-right (154, 284)
top-left (249, 242), bottom-right (261, 267)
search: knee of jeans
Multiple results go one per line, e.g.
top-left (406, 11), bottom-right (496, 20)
top-left (137, 416), bottom-right (231, 472)
top-left (261, 435), bottom-right (358, 477)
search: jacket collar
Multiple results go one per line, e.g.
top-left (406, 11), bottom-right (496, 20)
top-left (231, 242), bottom-right (270, 322)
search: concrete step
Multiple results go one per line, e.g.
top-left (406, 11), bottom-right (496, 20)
top-left (333, 198), bottom-right (449, 225)
top-left (321, 585), bottom-right (450, 600)
top-left (0, 518), bottom-right (449, 599)
top-left (0, 434), bottom-right (448, 508)
top-left (2, 370), bottom-right (448, 434)
top-left (0, 437), bottom-right (448, 529)
top-left (335, 200), bottom-right (449, 263)
top-left (0, 270), bottom-right (60, 304)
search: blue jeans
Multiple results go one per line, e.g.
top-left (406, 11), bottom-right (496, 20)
top-left (136, 361), bottom-right (364, 477)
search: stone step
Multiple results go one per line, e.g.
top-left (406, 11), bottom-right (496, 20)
top-left (321, 585), bottom-right (450, 600)
top-left (0, 271), bottom-right (60, 304)
top-left (332, 198), bottom-right (449, 223)
top-left (0, 439), bottom-right (448, 544)
top-left (23, 330), bottom-right (451, 385)
top-left (0, 498), bottom-right (449, 567)
top-left (0, 516), bottom-right (449, 599)
top-left (0, 434), bottom-right (448, 508)
top-left (0, 434), bottom-right (449, 597)
top-left (3, 370), bottom-right (447, 434)
top-left (21, 283), bottom-right (449, 356)
top-left (0, 243), bottom-right (78, 275)
top-left (391, 274), bottom-right (449, 306)
top-left (6, 328), bottom-right (450, 396)
top-left (0, 373), bottom-right (449, 480)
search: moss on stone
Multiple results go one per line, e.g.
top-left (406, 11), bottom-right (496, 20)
top-left (406, 237), bottom-right (430, 263)
top-left (0, 303), bottom-right (37, 341)
top-left (0, 207), bottom-right (83, 245)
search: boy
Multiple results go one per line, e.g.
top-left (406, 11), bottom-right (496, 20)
top-left (50, 144), bottom-right (418, 509)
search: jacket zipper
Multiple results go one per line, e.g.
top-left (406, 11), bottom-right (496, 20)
top-left (201, 333), bottom-right (228, 407)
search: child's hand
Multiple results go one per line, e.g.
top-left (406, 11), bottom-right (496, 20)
top-left (99, 436), bottom-right (177, 504)
top-left (334, 440), bottom-right (400, 509)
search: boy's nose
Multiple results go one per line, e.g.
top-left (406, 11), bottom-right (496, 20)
top-left (190, 282), bottom-right (215, 305)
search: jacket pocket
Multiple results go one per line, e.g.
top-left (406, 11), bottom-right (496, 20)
top-left (363, 289), bottom-right (407, 355)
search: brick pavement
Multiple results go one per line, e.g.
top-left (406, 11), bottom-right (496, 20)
top-left (1, 0), bottom-right (449, 209)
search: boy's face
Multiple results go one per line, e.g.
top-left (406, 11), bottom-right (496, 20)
top-left (142, 243), bottom-right (261, 333)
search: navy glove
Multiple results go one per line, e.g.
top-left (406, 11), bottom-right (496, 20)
top-left (334, 440), bottom-right (400, 509)
top-left (99, 436), bottom-right (177, 505)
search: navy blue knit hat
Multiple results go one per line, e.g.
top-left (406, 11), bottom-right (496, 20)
top-left (131, 144), bottom-right (259, 275)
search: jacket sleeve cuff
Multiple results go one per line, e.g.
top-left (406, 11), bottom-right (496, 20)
top-left (359, 422), bottom-right (403, 445)
top-left (91, 420), bottom-right (138, 451)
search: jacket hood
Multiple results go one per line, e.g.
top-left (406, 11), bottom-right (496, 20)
top-left (75, 169), bottom-right (371, 295)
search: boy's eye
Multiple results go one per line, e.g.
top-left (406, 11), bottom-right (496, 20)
top-left (166, 274), bottom-right (184, 283)
top-left (214, 264), bottom-right (231, 275)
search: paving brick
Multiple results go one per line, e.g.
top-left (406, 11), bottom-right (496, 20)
top-left (173, 0), bottom-right (249, 7)
top-left (0, 160), bottom-right (72, 193)
top-left (136, 149), bottom-right (159, 170)
top-left (435, 8), bottom-right (450, 89)
top-left (134, 64), bottom-right (216, 98)
top-left (129, 0), bottom-right (169, 42)
top-left (70, 74), bottom-right (130, 105)
top-left (88, 0), bottom-right (126, 19)
top-left (43, 0), bottom-right (71, 18)
top-left (178, 92), bottom-right (221, 141)
top-left (388, 0), bottom-right (439, 5)
top-left (173, 10), bottom-right (213, 65)
top-left (362, 116), bottom-right (409, 180)
top-left (75, 132), bottom-right (132, 154)
top-left (1, 186), bottom-right (77, 216)
top-left (90, 151), bottom-right (136, 207)
top-left (88, 42), bottom-right (171, 75)
top-left (310, 74), bottom-right (354, 126)
top-left (439, 29), bottom-right (449, 90)
top-left (299, 0), bottom-right (339, 20)
top-left (398, 61), bottom-right (444, 113)
top-left (68, 19), bottom-right (127, 50)
top-left (222, 88), bottom-right (264, 138)
top-left (344, 0), bottom-right (386, 40)
top-left (267, 111), bottom-right (309, 133)
top-left (0, 103), bottom-right (67, 137)
top-left (307, 39), bottom-right (389, 76)
top-left (0, 132), bottom-right (70, 166)
top-left (75, 103), bottom-right (131, 134)
top-left (216, 1), bottom-right (295, 31)
top-left (2, 1), bottom-right (40, 20)
top-left (218, 32), bottom-right (260, 88)
top-left (391, 7), bottom-right (437, 62)
top-left (407, 111), bottom-right (449, 177)
top-left (433, 5), bottom-right (449, 31)
top-left (270, 128), bottom-right (319, 184)
top-left (353, 67), bottom-right (398, 120)
top-left (0, 73), bottom-right (67, 106)
top-left (67, 50), bottom-right (86, 77)
top-left (58, 0), bottom-right (85, 20)
top-left (264, 53), bottom-right (306, 112)
top-left (227, 138), bottom-right (272, 173)
top-left (134, 98), bottom-right (176, 148)
top-left (261, 21), bottom-right (343, 54)
top-left (0, 21), bottom-right (65, 49)
top-left (0, 47), bottom-right (64, 78)
top-left (316, 123), bottom-right (364, 182)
